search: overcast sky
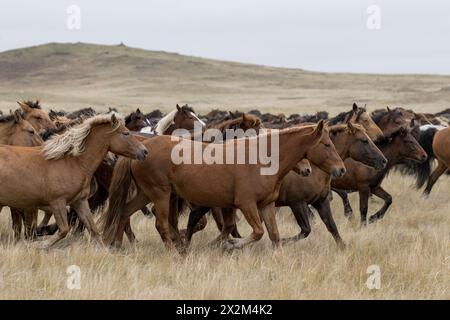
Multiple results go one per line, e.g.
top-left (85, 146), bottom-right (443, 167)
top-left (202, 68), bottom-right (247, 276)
top-left (1, 0), bottom-right (449, 74)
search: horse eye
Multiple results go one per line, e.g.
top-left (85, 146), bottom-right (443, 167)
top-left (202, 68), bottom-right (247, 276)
top-left (28, 130), bottom-right (34, 134)
top-left (362, 139), bottom-right (369, 144)
top-left (122, 131), bottom-right (130, 136)
top-left (325, 143), bottom-right (331, 147)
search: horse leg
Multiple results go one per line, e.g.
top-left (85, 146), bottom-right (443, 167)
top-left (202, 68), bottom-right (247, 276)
top-left (424, 159), bottom-right (447, 195)
top-left (281, 202), bottom-right (311, 244)
top-left (38, 201), bottom-right (70, 248)
top-left (113, 191), bottom-right (149, 247)
top-left (37, 211), bottom-right (52, 229)
top-left (258, 202), bottom-right (281, 249)
top-left (168, 194), bottom-right (182, 246)
top-left (312, 198), bottom-right (345, 249)
top-left (358, 187), bottom-right (370, 227)
top-left (225, 208), bottom-right (241, 238)
top-left (23, 208), bottom-right (38, 240)
top-left (152, 194), bottom-right (176, 251)
top-left (333, 189), bottom-right (354, 221)
top-left (368, 186), bottom-right (392, 223)
top-left (184, 206), bottom-right (211, 247)
top-left (209, 207), bottom-right (238, 246)
top-left (10, 207), bottom-right (23, 241)
top-left (224, 202), bottom-right (264, 250)
top-left (71, 199), bottom-right (102, 244)
top-left (211, 207), bottom-right (223, 231)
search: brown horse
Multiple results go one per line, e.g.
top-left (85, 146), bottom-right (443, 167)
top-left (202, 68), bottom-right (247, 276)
top-left (101, 121), bottom-right (346, 251)
top-left (185, 123), bottom-right (386, 247)
top-left (332, 123), bottom-right (427, 225)
top-left (0, 110), bottom-right (44, 239)
top-left (0, 114), bottom-right (147, 248)
top-left (329, 103), bottom-right (384, 141)
top-left (155, 104), bottom-right (205, 135)
top-left (125, 108), bottom-right (150, 131)
top-left (275, 123), bottom-right (386, 246)
top-left (17, 101), bottom-right (56, 133)
top-left (417, 126), bottom-right (450, 195)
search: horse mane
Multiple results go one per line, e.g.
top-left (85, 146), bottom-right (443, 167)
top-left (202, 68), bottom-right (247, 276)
top-left (42, 113), bottom-right (122, 160)
top-left (329, 123), bottom-right (364, 134)
top-left (155, 110), bottom-right (177, 135)
top-left (24, 100), bottom-right (42, 109)
top-left (0, 113), bottom-right (16, 123)
top-left (328, 111), bottom-right (351, 126)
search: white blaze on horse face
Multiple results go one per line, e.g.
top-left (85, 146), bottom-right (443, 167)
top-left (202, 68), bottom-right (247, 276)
top-left (145, 118), bottom-right (152, 126)
top-left (420, 124), bottom-right (446, 132)
top-left (190, 112), bottom-right (206, 126)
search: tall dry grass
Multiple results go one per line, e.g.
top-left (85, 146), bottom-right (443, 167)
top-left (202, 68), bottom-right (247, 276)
top-left (0, 173), bottom-right (448, 299)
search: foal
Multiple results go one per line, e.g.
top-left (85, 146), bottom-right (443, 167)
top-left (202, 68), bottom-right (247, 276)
top-left (0, 114), bottom-right (148, 248)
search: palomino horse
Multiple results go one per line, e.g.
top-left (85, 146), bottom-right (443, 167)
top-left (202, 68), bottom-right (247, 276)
top-left (17, 101), bottom-right (56, 133)
top-left (0, 114), bottom-right (148, 248)
top-left (332, 122), bottom-right (427, 225)
top-left (0, 110), bottom-right (44, 239)
top-left (101, 121), bottom-right (346, 251)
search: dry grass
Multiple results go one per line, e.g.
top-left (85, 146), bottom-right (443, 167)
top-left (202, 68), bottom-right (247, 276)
top-left (0, 174), bottom-right (448, 299)
top-left (0, 43), bottom-right (448, 299)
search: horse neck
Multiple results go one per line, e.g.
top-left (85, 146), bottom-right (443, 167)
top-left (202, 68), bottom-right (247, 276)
top-left (0, 122), bottom-right (14, 144)
top-left (72, 126), bottom-right (111, 177)
top-left (330, 133), bottom-right (350, 159)
top-left (378, 142), bottom-right (399, 173)
top-left (277, 128), bottom-right (316, 179)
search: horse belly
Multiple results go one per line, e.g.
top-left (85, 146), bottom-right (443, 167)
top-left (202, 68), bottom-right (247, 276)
top-left (172, 167), bottom-right (235, 207)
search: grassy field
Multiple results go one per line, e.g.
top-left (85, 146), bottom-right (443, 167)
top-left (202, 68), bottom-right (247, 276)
top-left (0, 43), bottom-right (448, 299)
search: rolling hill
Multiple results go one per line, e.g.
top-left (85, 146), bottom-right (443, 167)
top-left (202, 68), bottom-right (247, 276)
top-left (0, 42), bottom-right (449, 114)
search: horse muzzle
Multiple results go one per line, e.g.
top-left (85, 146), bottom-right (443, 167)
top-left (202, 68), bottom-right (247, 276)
top-left (136, 148), bottom-right (149, 161)
top-left (331, 167), bottom-right (347, 178)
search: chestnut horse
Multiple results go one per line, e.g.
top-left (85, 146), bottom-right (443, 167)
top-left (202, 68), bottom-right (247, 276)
top-left (332, 123), bottom-right (427, 225)
top-left (276, 123), bottom-right (386, 246)
top-left (101, 121), bottom-right (346, 251)
top-left (0, 110), bottom-right (44, 239)
top-left (0, 114), bottom-right (147, 248)
top-left (17, 101), bottom-right (56, 133)
top-left (155, 104), bottom-right (205, 135)
top-left (329, 103), bottom-right (384, 142)
top-left (184, 123), bottom-right (386, 248)
top-left (416, 126), bottom-right (450, 195)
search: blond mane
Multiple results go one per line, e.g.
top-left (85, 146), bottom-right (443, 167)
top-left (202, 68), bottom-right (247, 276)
top-left (155, 110), bottom-right (177, 135)
top-left (42, 113), bottom-right (122, 160)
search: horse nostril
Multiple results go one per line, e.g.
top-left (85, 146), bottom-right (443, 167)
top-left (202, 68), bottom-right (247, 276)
top-left (382, 158), bottom-right (388, 165)
top-left (340, 168), bottom-right (346, 175)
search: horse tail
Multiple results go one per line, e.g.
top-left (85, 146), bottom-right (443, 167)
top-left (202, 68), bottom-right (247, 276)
top-left (99, 156), bottom-right (133, 245)
top-left (415, 127), bottom-right (437, 189)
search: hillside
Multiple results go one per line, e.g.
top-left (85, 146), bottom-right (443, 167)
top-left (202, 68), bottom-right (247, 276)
top-left (0, 42), bottom-right (449, 114)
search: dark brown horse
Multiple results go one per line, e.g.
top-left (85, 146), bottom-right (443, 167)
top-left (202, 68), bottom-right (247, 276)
top-left (125, 108), bottom-right (150, 131)
top-left (332, 123), bottom-right (427, 225)
top-left (155, 104), bottom-right (205, 135)
top-left (101, 121), bottom-right (346, 251)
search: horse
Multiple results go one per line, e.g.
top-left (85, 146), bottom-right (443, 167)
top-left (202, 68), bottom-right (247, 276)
top-left (0, 110), bottom-right (44, 239)
top-left (371, 107), bottom-right (409, 136)
top-left (275, 123), bottom-right (386, 246)
top-left (17, 101), bottom-right (57, 133)
top-left (184, 122), bottom-right (386, 248)
top-left (412, 126), bottom-right (450, 195)
top-left (0, 113), bottom-right (148, 248)
top-left (100, 120), bottom-right (346, 251)
top-left (329, 103), bottom-right (384, 141)
top-left (332, 122), bottom-right (427, 225)
top-left (125, 108), bottom-right (150, 132)
top-left (155, 104), bottom-right (205, 135)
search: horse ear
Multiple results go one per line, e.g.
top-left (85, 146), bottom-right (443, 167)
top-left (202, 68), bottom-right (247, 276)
top-left (176, 104), bottom-right (181, 111)
top-left (242, 113), bottom-right (247, 121)
top-left (136, 108), bottom-right (141, 114)
top-left (347, 121), bottom-right (356, 134)
top-left (410, 118), bottom-right (415, 128)
top-left (111, 113), bottom-right (119, 127)
top-left (17, 101), bottom-right (31, 113)
top-left (314, 119), bottom-right (325, 137)
top-left (386, 106), bottom-right (391, 113)
top-left (13, 109), bottom-right (24, 123)
top-left (352, 103), bottom-right (358, 112)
